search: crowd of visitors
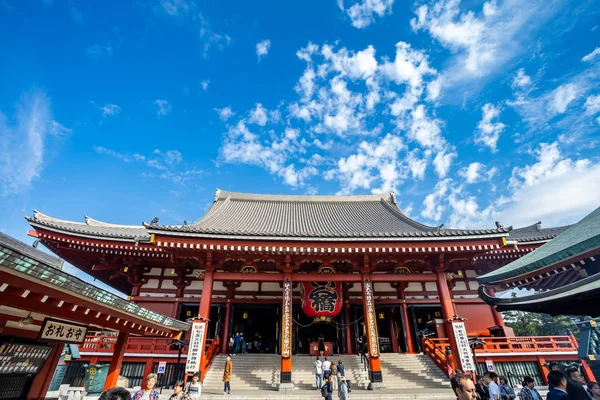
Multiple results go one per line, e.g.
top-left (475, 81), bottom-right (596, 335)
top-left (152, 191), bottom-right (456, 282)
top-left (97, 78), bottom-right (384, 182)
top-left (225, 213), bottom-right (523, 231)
top-left (452, 364), bottom-right (599, 400)
top-left (315, 356), bottom-right (352, 399)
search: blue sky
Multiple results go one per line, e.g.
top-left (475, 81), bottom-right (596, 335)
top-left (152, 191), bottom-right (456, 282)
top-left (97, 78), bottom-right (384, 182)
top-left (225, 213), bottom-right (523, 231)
top-left (1, 0), bottom-right (600, 293)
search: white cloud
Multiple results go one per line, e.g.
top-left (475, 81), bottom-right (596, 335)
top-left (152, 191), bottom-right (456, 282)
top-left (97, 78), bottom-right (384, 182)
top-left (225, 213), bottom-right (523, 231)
top-left (248, 103), bottom-right (268, 126)
top-left (256, 39), bottom-right (271, 62)
top-left (459, 162), bottom-right (496, 184)
top-left (381, 42), bottom-right (436, 90)
top-left (409, 105), bottom-right (443, 149)
top-left (552, 84), bottom-right (578, 114)
top-left (512, 68), bottom-right (532, 88)
top-left (475, 103), bottom-right (505, 152)
top-left (0, 90), bottom-right (69, 194)
top-left (421, 178), bottom-right (450, 221)
top-left (200, 80), bottom-right (210, 91)
top-left (584, 94), bottom-right (600, 115)
top-left (406, 151), bottom-right (427, 180)
top-left (411, 0), bottom-right (562, 96)
top-left (86, 43), bottom-right (113, 60)
top-left (433, 148), bottom-right (456, 178)
top-left (345, 0), bottom-right (394, 29)
top-left (153, 99), bottom-right (172, 117)
top-left (582, 47), bottom-right (600, 63)
top-left (216, 106), bottom-right (234, 121)
top-left (99, 104), bottom-right (121, 118)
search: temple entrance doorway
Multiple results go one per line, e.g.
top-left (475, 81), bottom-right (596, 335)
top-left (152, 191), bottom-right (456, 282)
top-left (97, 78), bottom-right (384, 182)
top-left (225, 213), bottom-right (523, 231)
top-left (294, 308), bottom-right (342, 355)
top-left (409, 305), bottom-right (443, 351)
top-left (231, 305), bottom-right (280, 354)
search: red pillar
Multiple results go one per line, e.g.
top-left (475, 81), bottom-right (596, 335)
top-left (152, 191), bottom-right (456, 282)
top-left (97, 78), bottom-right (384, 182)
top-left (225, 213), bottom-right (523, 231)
top-left (343, 283), bottom-right (354, 354)
top-left (142, 358), bottom-right (154, 389)
top-left (486, 286), bottom-right (504, 326)
top-left (103, 331), bottom-right (129, 390)
top-left (27, 343), bottom-right (63, 399)
top-left (396, 284), bottom-right (417, 354)
top-left (220, 300), bottom-right (232, 353)
top-left (198, 262), bottom-right (214, 319)
top-left (361, 276), bottom-right (383, 386)
top-left (436, 270), bottom-right (461, 372)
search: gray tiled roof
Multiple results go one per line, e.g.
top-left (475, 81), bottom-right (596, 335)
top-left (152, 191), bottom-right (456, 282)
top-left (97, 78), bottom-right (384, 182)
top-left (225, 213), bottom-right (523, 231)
top-left (26, 210), bottom-right (150, 241)
top-left (509, 222), bottom-right (571, 243)
top-left (145, 189), bottom-right (511, 240)
top-left (0, 231), bottom-right (62, 269)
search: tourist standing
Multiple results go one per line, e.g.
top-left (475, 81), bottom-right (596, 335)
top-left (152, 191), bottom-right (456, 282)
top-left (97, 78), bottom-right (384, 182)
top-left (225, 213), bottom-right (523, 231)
top-left (484, 372), bottom-right (500, 400)
top-left (233, 333), bottom-right (241, 355)
top-left (322, 357), bottom-right (332, 380)
top-left (337, 373), bottom-right (349, 400)
top-left (223, 355), bottom-right (232, 395)
top-left (547, 371), bottom-right (569, 400)
top-left (318, 333), bottom-right (325, 357)
top-left (548, 363), bottom-right (562, 392)
top-left (566, 367), bottom-right (589, 400)
top-left (185, 373), bottom-right (201, 400)
top-left (499, 376), bottom-right (515, 400)
top-left (315, 357), bottom-right (323, 390)
top-left (228, 336), bottom-right (234, 353)
top-left (517, 377), bottom-right (541, 400)
top-left (169, 380), bottom-right (191, 400)
top-left (587, 382), bottom-right (600, 399)
top-left (132, 373), bottom-right (159, 400)
top-left (330, 362), bottom-right (338, 390)
top-left (475, 375), bottom-right (490, 400)
top-left (450, 373), bottom-right (478, 400)
top-left (324, 375), bottom-right (334, 400)
top-left (337, 361), bottom-right (345, 378)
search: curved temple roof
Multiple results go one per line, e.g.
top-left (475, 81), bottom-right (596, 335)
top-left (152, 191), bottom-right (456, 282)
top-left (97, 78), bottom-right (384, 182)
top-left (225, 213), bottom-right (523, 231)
top-left (509, 222), bottom-right (570, 243)
top-left (479, 206), bottom-right (600, 284)
top-left (144, 190), bottom-right (511, 240)
top-left (27, 189), bottom-right (514, 242)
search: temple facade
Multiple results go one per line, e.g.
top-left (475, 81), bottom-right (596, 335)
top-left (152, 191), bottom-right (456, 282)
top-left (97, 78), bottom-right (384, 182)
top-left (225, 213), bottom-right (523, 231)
top-left (26, 190), bottom-right (573, 386)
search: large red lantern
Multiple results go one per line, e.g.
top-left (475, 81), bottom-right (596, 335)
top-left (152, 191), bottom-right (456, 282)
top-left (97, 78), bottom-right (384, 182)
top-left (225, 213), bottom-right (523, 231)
top-left (300, 281), bottom-right (343, 319)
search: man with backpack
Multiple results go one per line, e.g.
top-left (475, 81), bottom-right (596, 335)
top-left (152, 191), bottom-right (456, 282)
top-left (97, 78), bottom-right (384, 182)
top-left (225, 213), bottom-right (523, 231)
top-left (337, 373), bottom-right (350, 400)
top-left (320, 375), bottom-right (334, 400)
top-left (315, 357), bottom-right (323, 390)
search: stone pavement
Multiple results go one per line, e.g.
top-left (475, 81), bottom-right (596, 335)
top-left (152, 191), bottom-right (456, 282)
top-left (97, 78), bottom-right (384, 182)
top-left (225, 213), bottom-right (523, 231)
top-left (197, 388), bottom-right (456, 399)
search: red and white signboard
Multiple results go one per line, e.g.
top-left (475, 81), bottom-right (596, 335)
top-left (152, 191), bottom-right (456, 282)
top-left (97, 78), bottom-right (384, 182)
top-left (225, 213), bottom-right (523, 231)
top-left (185, 320), bottom-right (207, 373)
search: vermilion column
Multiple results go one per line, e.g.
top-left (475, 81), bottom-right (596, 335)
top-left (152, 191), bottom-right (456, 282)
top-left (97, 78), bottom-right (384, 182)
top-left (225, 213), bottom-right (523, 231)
top-left (103, 331), bottom-right (130, 390)
top-left (395, 284), bottom-right (417, 353)
top-left (486, 286), bottom-right (505, 326)
top-left (220, 300), bottom-right (233, 353)
top-left (198, 265), bottom-right (214, 319)
top-left (343, 283), bottom-right (353, 354)
top-left (27, 343), bottom-right (63, 399)
top-left (361, 277), bottom-right (383, 387)
top-left (436, 270), bottom-right (461, 372)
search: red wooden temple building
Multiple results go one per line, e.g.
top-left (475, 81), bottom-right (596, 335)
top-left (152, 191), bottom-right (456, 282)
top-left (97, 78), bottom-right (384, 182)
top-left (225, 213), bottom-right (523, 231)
top-left (25, 189), bottom-right (584, 388)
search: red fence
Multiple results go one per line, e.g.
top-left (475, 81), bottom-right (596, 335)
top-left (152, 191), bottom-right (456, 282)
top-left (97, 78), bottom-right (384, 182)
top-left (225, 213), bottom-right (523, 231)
top-left (82, 336), bottom-right (187, 354)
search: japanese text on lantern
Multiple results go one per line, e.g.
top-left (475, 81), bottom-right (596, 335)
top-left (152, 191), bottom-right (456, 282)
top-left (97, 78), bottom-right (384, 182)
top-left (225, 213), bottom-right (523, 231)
top-left (309, 282), bottom-right (338, 313)
top-left (363, 281), bottom-right (379, 358)
top-left (281, 281), bottom-right (292, 358)
top-left (451, 322), bottom-right (475, 372)
top-left (186, 321), bottom-right (206, 373)
top-left (38, 318), bottom-right (88, 344)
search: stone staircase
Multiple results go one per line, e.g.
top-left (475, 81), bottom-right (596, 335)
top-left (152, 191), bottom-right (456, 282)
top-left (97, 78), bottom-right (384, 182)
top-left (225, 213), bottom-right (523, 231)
top-left (378, 353), bottom-right (451, 390)
top-left (202, 353), bottom-right (450, 394)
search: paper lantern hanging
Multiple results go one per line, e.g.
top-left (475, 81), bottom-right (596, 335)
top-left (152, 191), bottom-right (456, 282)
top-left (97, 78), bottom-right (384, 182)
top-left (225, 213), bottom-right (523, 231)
top-left (300, 281), bottom-right (343, 319)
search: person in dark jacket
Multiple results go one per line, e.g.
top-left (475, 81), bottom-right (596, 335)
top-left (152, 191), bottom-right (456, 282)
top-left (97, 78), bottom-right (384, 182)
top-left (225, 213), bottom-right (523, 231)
top-left (337, 360), bottom-right (345, 377)
top-left (566, 367), bottom-right (589, 400)
top-left (547, 363), bottom-right (562, 392)
top-left (475, 375), bottom-right (490, 400)
top-left (99, 388), bottom-right (132, 400)
top-left (324, 375), bottom-right (334, 400)
top-left (547, 370), bottom-right (569, 400)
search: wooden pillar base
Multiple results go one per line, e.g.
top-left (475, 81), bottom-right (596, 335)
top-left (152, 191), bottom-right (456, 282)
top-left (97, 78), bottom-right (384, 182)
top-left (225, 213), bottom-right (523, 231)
top-left (103, 331), bottom-right (129, 391)
top-left (367, 357), bottom-right (385, 389)
top-left (279, 357), bottom-right (293, 390)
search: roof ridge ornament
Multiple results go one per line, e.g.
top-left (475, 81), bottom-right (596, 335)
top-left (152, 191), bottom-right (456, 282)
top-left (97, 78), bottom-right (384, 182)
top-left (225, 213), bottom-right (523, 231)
top-left (495, 221), bottom-right (504, 229)
top-left (390, 192), bottom-right (397, 205)
top-left (214, 188), bottom-right (221, 202)
top-left (150, 217), bottom-right (159, 225)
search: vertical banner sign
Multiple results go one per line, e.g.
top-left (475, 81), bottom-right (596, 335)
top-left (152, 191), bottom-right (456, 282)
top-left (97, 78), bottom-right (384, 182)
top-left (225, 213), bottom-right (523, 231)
top-left (186, 320), bottom-right (207, 373)
top-left (362, 280), bottom-right (380, 358)
top-left (281, 281), bottom-right (293, 358)
top-left (451, 322), bottom-right (475, 372)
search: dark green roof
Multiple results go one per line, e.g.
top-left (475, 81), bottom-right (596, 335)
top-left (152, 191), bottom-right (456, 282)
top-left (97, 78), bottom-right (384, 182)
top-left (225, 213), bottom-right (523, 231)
top-left (479, 206), bottom-right (600, 284)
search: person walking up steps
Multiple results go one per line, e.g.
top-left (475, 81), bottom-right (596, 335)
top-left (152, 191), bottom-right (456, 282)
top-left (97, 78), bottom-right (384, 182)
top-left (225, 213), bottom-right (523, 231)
top-left (233, 333), bottom-right (241, 356)
top-left (322, 357), bottom-right (332, 381)
top-left (315, 356), bottom-right (323, 390)
top-left (337, 373), bottom-right (349, 400)
top-left (223, 355), bottom-right (232, 395)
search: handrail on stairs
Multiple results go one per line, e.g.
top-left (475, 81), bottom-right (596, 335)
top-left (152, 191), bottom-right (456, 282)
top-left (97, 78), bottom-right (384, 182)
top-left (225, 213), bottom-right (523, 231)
top-left (421, 337), bottom-right (452, 377)
top-left (200, 338), bottom-right (220, 382)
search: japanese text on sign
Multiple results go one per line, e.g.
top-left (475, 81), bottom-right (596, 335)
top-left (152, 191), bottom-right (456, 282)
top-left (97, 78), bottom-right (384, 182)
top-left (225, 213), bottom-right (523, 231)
top-left (186, 321), bottom-right (207, 373)
top-left (281, 281), bottom-right (293, 358)
top-left (38, 318), bottom-right (88, 344)
top-left (363, 281), bottom-right (380, 358)
top-left (451, 322), bottom-right (475, 372)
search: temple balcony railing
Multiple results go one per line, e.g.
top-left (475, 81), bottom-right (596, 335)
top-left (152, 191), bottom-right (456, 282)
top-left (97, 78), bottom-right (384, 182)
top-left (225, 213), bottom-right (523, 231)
top-left (422, 335), bottom-right (579, 377)
top-left (82, 335), bottom-right (187, 354)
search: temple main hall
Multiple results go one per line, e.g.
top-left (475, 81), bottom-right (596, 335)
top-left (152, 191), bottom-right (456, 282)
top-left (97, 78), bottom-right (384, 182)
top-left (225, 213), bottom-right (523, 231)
top-left (25, 189), bottom-right (574, 387)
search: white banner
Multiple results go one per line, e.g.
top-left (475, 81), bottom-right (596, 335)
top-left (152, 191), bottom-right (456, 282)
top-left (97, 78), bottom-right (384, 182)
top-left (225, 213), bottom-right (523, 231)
top-left (363, 281), bottom-right (380, 358)
top-left (451, 322), bottom-right (475, 372)
top-left (186, 321), bottom-right (207, 373)
top-left (281, 281), bottom-right (293, 358)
